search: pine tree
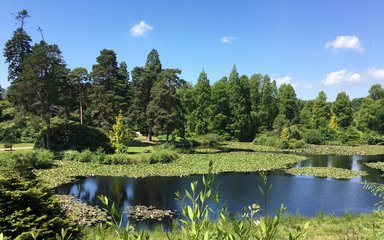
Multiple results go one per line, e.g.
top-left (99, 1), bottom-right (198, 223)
top-left (277, 83), bottom-right (298, 123)
top-left (12, 41), bottom-right (69, 148)
top-left (130, 49), bottom-right (162, 140)
top-left (227, 66), bottom-right (252, 141)
top-left (187, 70), bottom-right (212, 135)
top-left (311, 91), bottom-right (331, 128)
top-left (89, 49), bottom-right (129, 131)
top-left (332, 92), bottom-right (352, 128)
top-left (209, 77), bottom-right (231, 138)
top-left (146, 69), bottom-right (184, 141)
top-left (3, 9), bottom-right (32, 83)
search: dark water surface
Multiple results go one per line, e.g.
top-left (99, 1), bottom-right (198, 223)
top-left (55, 155), bottom-right (384, 229)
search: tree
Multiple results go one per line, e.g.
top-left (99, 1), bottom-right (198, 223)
top-left (332, 92), bottom-right (353, 128)
top-left (146, 69), bottom-right (185, 141)
top-left (311, 91), bottom-right (331, 128)
top-left (109, 111), bottom-right (134, 153)
top-left (277, 84), bottom-right (298, 123)
top-left (130, 49), bottom-right (162, 140)
top-left (10, 41), bottom-right (69, 148)
top-left (357, 84), bottom-right (384, 134)
top-left (210, 77), bottom-right (231, 138)
top-left (328, 113), bottom-right (339, 131)
top-left (67, 67), bottom-right (90, 124)
top-left (89, 49), bottom-right (129, 131)
top-left (187, 70), bottom-right (212, 135)
top-left (226, 67), bottom-right (252, 141)
top-left (258, 75), bottom-right (278, 131)
top-left (3, 10), bottom-right (32, 83)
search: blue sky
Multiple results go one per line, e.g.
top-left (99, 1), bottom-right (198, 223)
top-left (1, 0), bottom-right (384, 100)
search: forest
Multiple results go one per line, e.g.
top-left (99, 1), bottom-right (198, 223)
top-left (2, 10), bottom-right (384, 151)
top-left (1, 9), bottom-right (384, 240)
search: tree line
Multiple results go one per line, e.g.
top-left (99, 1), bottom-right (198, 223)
top-left (2, 10), bottom-right (384, 147)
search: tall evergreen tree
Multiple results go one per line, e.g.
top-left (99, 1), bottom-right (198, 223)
top-left (11, 41), bottom-right (69, 148)
top-left (227, 66), bottom-right (252, 141)
top-left (277, 83), bottom-right (298, 123)
top-left (89, 49), bottom-right (129, 130)
top-left (311, 91), bottom-right (331, 128)
top-left (210, 77), bottom-right (231, 138)
top-left (146, 69), bottom-right (185, 141)
top-left (130, 49), bottom-right (162, 140)
top-left (187, 70), bottom-right (212, 135)
top-left (357, 84), bottom-right (384, 134)
top-left (259, 76), bottom-right (278, 131)
top-left (332, 92), bottom-right (353, 128)
top-left (67, 67), bottom-right (90, 124)
top-left (3, 9), bottom-right (32, 83)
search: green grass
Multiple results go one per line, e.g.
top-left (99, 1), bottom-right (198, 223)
top-left (286, 167), bottom-right (368, 179)
top-left (224, 141), bottom-right (384, 156)
top-left (35, 152), bottom-right (305, 188)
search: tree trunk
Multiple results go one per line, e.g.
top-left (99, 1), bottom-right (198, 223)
top-left (147, 130), bottom-right (152, 142)
top-left (46, 121), bottom-right (51, 150)
top-left (166, 133), bottom-right (169, 142)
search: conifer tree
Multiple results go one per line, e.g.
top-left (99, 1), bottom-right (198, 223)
top-left (332, 92), bottom-right (352, 128)
top-left (311, 91), bottom-right (331, 128)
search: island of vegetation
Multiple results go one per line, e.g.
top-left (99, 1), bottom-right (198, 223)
top-left (0, 9), bottom-right (383, 240)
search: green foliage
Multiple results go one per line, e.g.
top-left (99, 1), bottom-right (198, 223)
top-left (332, 92), bottom-right (353, 128)
top-left (303, 129), bottom-right (324, 144)
top-left (280, 127), bottom-right (290, 139)
top-left (311, 91), bottom-right (331, 128)
top-left (35, 122), bottom-right (113, 153)
top-left (75, 149), bottom-right (94, 162)
top-left (195, 133), bottom-right (220, 147)
top-left (357, 85), bottom-right (384, 134)
top-left (0, 150), bottom-right (55, 170)
top-left (328, 113), bottom-right (339, 131)
top-left (288, 139), bottom-right (306, 149)
top-left (0, 164), bottom-right (75, 239)
top-left (109, 111), bottom-right (134, 153)
top-left (277, 83), bottom-right (298, 122)
top-left (148, 150), bottom-right (178, 164)
top-left (253, 132), bottom-right (280, 147)
top-left (89, 49), bottom-right (130, 131)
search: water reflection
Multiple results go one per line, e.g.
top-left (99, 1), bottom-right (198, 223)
top-left (55, 154), bottom-right (384, 229)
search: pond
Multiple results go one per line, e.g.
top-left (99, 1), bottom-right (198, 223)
top-left (55, 154), bottom-right (384, 229)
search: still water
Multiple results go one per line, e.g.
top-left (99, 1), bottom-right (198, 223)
top-left (55, 155), bottom-right (384, 229)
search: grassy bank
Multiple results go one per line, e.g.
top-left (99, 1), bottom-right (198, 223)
top-left (35, 152), bottom-right (305, 188)
top-left (80, 213), bottom-right (383, 240)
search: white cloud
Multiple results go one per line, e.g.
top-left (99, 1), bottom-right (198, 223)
top-left (130, 21), bottom-right (153, 37)
top-left (275, 76), bottom-right (291, 86)
top-left (325, 35), bottom-right (363, 52)
top-left (323, 69), bottom-right (364, 86)
top-left (220, 36), bottom-right (236, 44)
top-left (367, 67), bottom-right (384, 79)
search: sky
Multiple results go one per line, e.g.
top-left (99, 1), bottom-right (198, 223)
top-left (1, 0), bottom-right (384, 101)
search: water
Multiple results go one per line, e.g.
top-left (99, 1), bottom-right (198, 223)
top-left (55, 154), bottom-right (384, 229)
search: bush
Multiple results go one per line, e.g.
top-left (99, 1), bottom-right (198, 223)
top-left (253, 133), bottom-right (280, 147)
top-left (278, 139), bottom-right (289, 149)
top-left (1, 150), bottom-right (55, 170)
top-left (29, 149), bottom-right (55, 169)
top-left (103, 154), bottom-right (139, 165)
top-left (288, 139), bottom-right (306, 149)
top-left (75, 149), bottom-right (94, 162)
top-left (63, 150), bottom-right (81, 161)
top-left (149, 150), bottom-right (178, 164)
top-left (196, 134), bottom-right (220, 147)
top-left (35, 122), bottom-right (113, 153)
top-left (303, 129), bottom-right (324, 145)
top-left (289, 125), bottom-right (303, 140)
top-left (0, 169), bottom-right (76, 239)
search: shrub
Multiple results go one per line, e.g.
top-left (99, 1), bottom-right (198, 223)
top-left (103, 154), bottom-right (139, 165)
top-left (278, 139), bottom-right (289, 149)
top-left (149, 150), bottom-right (178, 164)
top-left (75, 149), bottom-right (94, 162)
top-left (35, 122), bottom-right (113, 153)
top-left (288, 139), bottom-right (306, 149)
top-left (253, 133), bottom-right (280, 147)
top-left (1, 150), bottom-right (55, 170)
top-left (303, 129), bottom-right (324, 145)
top-left (196, 134), bottom-right (220, 147)
top-left (63, 150), bottom-right (80, 161)
top-left (0, 169), bottom-right (76, 239)
top-left (30, 149), bottom-right (55, 169)
top-left (92, 147), bottom-right (107, 164)
top-left (289, 125), bottom-right (303, 140)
